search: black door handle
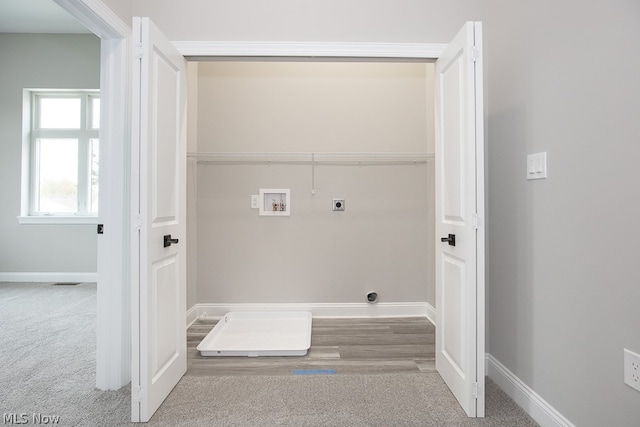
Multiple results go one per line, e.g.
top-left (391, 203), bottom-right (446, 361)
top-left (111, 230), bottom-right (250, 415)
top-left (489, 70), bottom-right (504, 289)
top-left (164, 234), bottom-right (179, 248)
top-left (440, 234), bottom-right (455, 246)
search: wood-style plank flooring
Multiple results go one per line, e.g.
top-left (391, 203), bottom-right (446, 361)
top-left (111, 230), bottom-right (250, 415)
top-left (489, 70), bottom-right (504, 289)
top-left (187, 317), bottom-right (435, 376)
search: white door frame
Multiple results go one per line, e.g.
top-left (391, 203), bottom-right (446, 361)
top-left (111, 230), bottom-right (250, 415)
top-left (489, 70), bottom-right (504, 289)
top-left (53, 0), bottom-right (132, 390)
top-left (173, 41), bottom-right (446, 59)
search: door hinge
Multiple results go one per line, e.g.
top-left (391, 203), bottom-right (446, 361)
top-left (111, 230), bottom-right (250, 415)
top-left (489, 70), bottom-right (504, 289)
top-left (471, 47), bottom-right (481, 63)
top-left (134, 43), bottom-right (144, 59)
top-left (134, 214), bottom-right (143, 230)
top-left (472, 382), bottom-right (479, 399)
top-left (132, 385), bottom-right (142, 403)
top-left (472, 213), bottom-right (480, 230)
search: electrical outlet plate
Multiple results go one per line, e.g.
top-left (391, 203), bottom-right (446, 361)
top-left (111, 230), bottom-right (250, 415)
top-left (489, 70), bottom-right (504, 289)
top-left (332, 198), bottom-right (345, 211)
top-left (624, 348), bottom-right (640, 392)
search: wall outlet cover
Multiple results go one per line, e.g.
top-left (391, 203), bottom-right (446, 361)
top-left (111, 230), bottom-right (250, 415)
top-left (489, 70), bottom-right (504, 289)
top-left (624, 348), bottom-right (640, 392)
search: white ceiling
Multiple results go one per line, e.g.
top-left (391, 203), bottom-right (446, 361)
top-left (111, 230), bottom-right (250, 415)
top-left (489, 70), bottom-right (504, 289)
top-left (0, 0), bottom-right (90, 33)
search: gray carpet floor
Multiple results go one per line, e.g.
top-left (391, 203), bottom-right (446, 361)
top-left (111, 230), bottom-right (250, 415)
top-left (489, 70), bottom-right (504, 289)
top-left (0, 282), bottom-right (538, 426)
top-left (0, 282), bottom-right (130, 426)
top-left (148, 375), bottom-right (538, 427)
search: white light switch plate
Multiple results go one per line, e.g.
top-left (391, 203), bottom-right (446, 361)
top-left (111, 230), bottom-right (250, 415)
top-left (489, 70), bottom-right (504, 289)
top-left (527, 152), bottom-right (547, 180)
top-left (251, 195), bottom-right (259, 209)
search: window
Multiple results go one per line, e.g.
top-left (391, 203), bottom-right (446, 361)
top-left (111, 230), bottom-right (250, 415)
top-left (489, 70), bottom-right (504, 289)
top-left (20, 90), bottom-right (100, 224)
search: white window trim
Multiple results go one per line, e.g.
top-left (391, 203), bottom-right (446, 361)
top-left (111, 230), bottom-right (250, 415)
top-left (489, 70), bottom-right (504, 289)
top-left (20, 89), bottom-right (100, 224)
top-left (17, 215), bottom-right (99, 225)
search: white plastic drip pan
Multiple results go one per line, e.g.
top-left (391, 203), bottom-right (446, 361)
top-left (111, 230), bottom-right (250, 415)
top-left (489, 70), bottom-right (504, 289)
top-left (197, 311), bottom-right (312, 357)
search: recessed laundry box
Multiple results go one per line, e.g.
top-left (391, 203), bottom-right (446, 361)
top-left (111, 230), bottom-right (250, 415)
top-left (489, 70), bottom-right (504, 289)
top-left (197, 311), bottom-right (312, 357)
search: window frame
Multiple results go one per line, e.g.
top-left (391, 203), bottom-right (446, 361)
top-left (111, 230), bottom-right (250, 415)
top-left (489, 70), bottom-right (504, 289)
top-left (19, 89), bottom-right (100, 225)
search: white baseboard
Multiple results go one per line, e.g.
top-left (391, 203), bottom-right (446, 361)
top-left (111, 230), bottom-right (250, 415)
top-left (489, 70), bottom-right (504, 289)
top-left (424, 302), bottom-right (436, 326)
top-left (186, 304), bottom-right (199, 329)
top-left (487, 354), bottom-right (575, 427)
top-left (0, 272), bottom-right (98, 282)
top-left (187, 302), bottom-right (434, 322)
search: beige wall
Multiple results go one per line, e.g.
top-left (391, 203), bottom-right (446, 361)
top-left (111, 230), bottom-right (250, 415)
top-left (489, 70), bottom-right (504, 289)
top-left (101, 0), bottom-right (132, 27)
top-left (192, 61), bottom-right (435, 305)
top-left (197, 61), bottom-right (433, 153)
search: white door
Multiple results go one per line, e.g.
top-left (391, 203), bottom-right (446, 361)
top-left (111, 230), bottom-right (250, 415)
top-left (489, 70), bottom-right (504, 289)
top-left (130, 17), bottom-right (188, 422)
top-left (435, 21), bottom-right (485, 417)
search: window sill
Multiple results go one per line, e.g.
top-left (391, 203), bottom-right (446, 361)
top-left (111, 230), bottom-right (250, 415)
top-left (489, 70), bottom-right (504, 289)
top-left (18, 215), bottom-right (99, 225)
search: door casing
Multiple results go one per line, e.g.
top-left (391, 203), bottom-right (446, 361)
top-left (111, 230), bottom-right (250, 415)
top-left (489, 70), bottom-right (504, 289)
top-left (53, 0), bottom-right (132, 391)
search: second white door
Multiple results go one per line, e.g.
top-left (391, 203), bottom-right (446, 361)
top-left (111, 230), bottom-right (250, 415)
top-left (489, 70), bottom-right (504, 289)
top-left (131, 16), bottom-right (188, 423)
top-left (435, 21), bottom-right (485, 418)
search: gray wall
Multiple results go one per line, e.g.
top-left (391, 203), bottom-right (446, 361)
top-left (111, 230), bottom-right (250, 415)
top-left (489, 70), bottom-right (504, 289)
top-left (485, 1), bottom-right (640, 426)
top-left (0, 34), bottom-right (100, 274)
top-left (193, 61), bottom-right (434, 305)
top-left (133, 0), bottom-right (484, 43)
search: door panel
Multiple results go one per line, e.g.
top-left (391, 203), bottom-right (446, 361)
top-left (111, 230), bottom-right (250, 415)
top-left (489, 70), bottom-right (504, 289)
top-left (151, 52), bottom-right (179, 222)
top-left (435, 21), bottom-right (485, 417)
top-left (152, 257), bottom-right (179, 378)
top-left (442, 254), bottom-right (465, 375)
top-left (441, 53), bottom-right (465, 224)
top-left (131, 16), bottom-right (187, 423)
